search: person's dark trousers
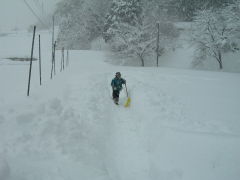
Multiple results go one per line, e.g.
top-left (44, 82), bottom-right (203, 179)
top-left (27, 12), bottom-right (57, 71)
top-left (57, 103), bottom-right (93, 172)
top-left (112, 90), bottom-right (120, 103)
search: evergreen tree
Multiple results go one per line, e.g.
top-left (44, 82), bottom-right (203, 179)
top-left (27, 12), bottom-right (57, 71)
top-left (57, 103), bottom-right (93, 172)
top-left (56, 0), bottom-right (111, 49)
top-left (103, 0), bottom-right (143, 42)
top-left (168, 0), bottom-right (235, 21)
top-left (56, 0), bottom-right (88, 49)
top-left (85, 0), bottom-right (111, 41)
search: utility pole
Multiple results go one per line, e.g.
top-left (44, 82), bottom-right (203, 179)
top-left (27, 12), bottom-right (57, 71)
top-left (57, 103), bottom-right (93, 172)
top-left (54, 41), bottom-right (56, 75)
top-left (39, 34), bottom-right (42, 85)
top-left (156, 22), bottom-right (160, 67)
top-left (52, 15), bottom-right (55, 56)
top-left (51, 16), bottom-right (55, 79)
top-left (23, 0), bottom-right (47, 28)
top-left (27, 26), bottom-right (36, 96)
top-left (61, 47), bottom-right (65, 72)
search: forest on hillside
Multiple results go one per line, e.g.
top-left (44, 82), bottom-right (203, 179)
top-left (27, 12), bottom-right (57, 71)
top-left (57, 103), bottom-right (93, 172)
top-left (55, 0), bottom-right (240, 69)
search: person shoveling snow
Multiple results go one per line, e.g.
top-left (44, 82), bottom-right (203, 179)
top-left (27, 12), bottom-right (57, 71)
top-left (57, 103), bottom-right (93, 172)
top-left (111, 72), bottom-right (126, 105)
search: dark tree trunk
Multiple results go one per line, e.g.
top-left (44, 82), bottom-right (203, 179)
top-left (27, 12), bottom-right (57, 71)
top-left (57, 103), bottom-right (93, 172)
top-left (66, 50), bottom-right (69, 67)
top-left (140, 56), bottom-right (144, 67)
top-left (218, 50), bottom-right (223, 69)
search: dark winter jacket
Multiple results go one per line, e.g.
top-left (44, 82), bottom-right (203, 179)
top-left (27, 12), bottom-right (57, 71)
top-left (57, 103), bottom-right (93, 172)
top-left (111, 77), bottom-right (126, 91)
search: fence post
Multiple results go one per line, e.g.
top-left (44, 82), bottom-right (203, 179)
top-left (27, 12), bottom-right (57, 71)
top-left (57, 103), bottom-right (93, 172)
top-left (51, 49), bottom-right (54, 79)
top-left (27, 25), bottom-right (36, 96)
top-left (53, 41), bottom-right (56, 75)
top-left (52, 16), bottom-right (55, 60)
top-left (63, 47), bottom-right (65, 70)
top-left (51, 16), bottom-right (55, 79)
top-left (60, 47), bottom-right (63, 72)
top-left (156, 22), bottom-right (160, 67)
top-left (39, 34), bottom-right (42, 85)
top-left (50, 41), bottom-right (56, 78)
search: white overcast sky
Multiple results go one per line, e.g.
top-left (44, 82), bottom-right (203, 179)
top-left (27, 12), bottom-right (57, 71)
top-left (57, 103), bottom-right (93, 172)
top-left (0, 0), bottom-right (60, 31)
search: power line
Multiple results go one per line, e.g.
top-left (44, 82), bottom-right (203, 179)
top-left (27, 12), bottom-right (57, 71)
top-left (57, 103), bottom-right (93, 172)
top-left (32, 0), bottom-right (46, 16)
top-left (33, 0), bottom-right (41, 7)
top-left (23, 0), bottom-right (48, 28)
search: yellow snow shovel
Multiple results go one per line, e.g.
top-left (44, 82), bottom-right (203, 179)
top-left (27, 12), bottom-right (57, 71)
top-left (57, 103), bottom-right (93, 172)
top-left (124, 84), bottom-right (131, 107)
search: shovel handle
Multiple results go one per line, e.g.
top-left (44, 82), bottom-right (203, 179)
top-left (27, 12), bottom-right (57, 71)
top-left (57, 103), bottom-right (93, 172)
top-left (125, 84), bottom-right (128, 97)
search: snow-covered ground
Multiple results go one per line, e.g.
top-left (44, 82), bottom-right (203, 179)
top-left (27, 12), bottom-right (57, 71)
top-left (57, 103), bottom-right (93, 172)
top-left (0, 31), bottom-right (240, 180)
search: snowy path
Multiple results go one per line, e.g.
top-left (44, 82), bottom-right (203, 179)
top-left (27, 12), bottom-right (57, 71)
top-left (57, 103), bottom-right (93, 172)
top-left (0, 31), bottom-right (240, 180)
top-left (103, 67), bottom-right (240, 180)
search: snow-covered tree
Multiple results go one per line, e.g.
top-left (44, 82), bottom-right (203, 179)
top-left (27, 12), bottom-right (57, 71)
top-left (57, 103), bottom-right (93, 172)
top-left (157, 21), bottom-right (179, 54)
top-left (109, 21), bottom-right (155, 66)
top-left (56, 0), bottom-right (87, 49)
top-left (103, 0), bottom-right (179, 66)
top-left (191, 3), bottom-right (240, 69)
top-left (103, 0), bottom-right (143, 42)
top-left (56, 0), bottom-right (111, 49)
top-left (103, 0), bottom-right (154, 66)
top-left (84, 0), bottom-right (111, 41)
top-left (167, 0), bottom-right (235, 21)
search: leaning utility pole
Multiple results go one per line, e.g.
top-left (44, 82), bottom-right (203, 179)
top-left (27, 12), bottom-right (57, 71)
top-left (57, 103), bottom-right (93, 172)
top-left (27, 26), bottom-right (36, 96)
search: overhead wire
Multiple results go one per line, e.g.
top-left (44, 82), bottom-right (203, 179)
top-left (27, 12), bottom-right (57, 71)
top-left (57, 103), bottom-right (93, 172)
top-left (32, 0), bottom-right (46, 16)
top-left (23, 0), bottom-right (48, 28)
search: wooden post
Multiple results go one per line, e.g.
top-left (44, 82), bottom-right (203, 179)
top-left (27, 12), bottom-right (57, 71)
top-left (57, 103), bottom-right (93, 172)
top-left (53, 41), bottom-right (56, 75)
top-left (52, 16), bottom-right (55, 58)
top-left (51, 42), bottom-right (56, 78)
top-left (156, 22), bottom-right (160, 67)
top-left (38, 34), bottom-right (42, 85)
top-left (27, 26), bottom-right (36, 96)
top-left (50, 56), bottom-right (54, 79)
top-left (51, 51), bottom-right (54, 79)
top-left (63, 47), bottom-right (65, 70)
top-left (60, 47), bottom-right (63, 72)
top-left (51, 16), bottom-right (55, 79)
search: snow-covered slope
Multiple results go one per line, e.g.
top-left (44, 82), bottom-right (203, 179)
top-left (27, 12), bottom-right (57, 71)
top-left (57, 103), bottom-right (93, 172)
top-left (0, 31), bottom-right (240, 180)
